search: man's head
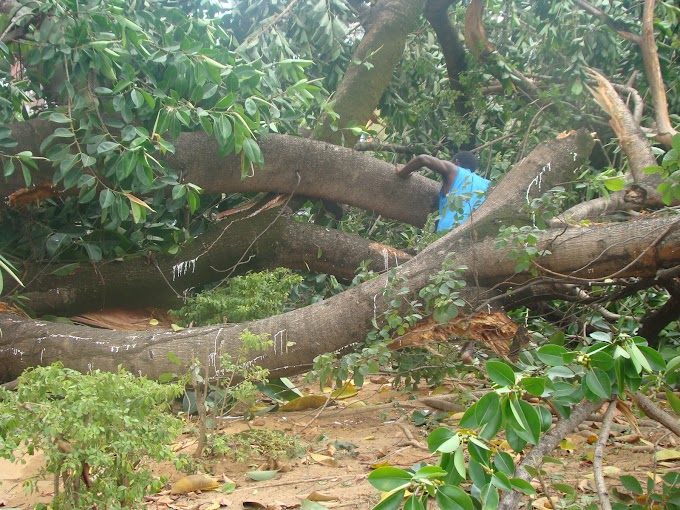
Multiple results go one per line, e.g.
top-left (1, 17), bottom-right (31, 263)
top-left (452, 151), bottom-right (478, 171)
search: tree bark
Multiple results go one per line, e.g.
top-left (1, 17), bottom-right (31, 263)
top-left (311, 0), bottom-right (426, 146)
top-left (10, 130), bottom-right (680, 385)
top-left (7, 129), bottom-right (595, 315)
top-left (14, 205), bottom-right (412, 315)
top-left (640, 0), bottom-right (677, 148)
top-left (424, 0), bottom-right (473, 124)
top-left (3, 210), bottom-right (679, 384)
top-left (1, 121), bottom-right (440, 227)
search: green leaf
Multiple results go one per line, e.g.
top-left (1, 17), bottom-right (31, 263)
top-left (509, 478), bottom-right (536, 495)
top-left (172, 185), bottom-right (187, 200)
top-left (468, 458), bottom-right (490, 489)
top-left (100, 189), bottom-right (115, 209)
top-left (508, 399), bottom-right (541, 445)
top-left (83, 243), bottom-right (102, 262)
top-left (427, 428), bottom-right (460, 454)
top-left (665, 389), bottom-right (680, 414)
top-left (486, 360), bottom-right (516, 387)
top-left (246, 470), bottom-right (279, 481)
top-left (637, 345), bottom-right (666, 372)
top-left (97, 141), bottom-right (119, 154)
top-left (536, 345), bottom-right (568, 366)
top-left (131, 89), bottom-right (144, 108)
top-left (491, 471), bottom-right (513, 491)
top-left (372, 489), bottom-right (406, 510)
top-left (603, 177), bottom-right (625, 191)
top-left (619, 475), bottom-right (643, 495)
top-left (583, 367), bottom-right (612, 401)
top-left (493, 451), bottom-right (515, 476)
top-left (167, 352), bottom-right (182, 366)
top-left (460, 392), bottom-right (502, 440)
top-left (367, 467), bottom-right (412, 492)
top-left (435, 485), bottom-right (474, 510)
top-left (412, 465), bottom-right (447, 481)
top-left (481, 482), bottom-right (500, 510)
top-left (521, 377), bottom-right (546, 396)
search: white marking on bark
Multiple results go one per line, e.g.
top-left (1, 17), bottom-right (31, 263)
top-left (382, 249), bottom-right (389, 271)
top-left (40, 348), bottom-right (45, 363)
top-left (526, 161), bottom-right (552, 226)
top-left (172, 258), bottom-right (198, 281)
top-left (52, 334), bottom-right (90, 340)
top-left (274, 330), bottom-right (286, 354)
top-left (209, 328), bottom-right (223, 368)
top-left (3, 347), bottom-right (25, 359)
top-left (572, 151), bottom-right (578, 161)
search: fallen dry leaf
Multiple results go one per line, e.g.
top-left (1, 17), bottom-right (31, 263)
top-left (309, 453), bottom-right (339, 468)
top-left (171, 474), bottom-right (220, 495)
top-left (279, 395), bottom-right (330, 412)
top-left (306, 491), bottom-right (339, 502)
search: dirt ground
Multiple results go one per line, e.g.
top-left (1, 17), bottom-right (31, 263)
top-left (1, 377), bottom-right (678, 510)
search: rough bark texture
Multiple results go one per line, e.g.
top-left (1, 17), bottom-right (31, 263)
top-left (7, 129), bottom-right (595, 315)
top-left (640, 0), bottom-right (677, 147)
top-left (3, 211), bottom-right (679, 384)
top-left (424, 0), bottom-right (472, 124)
top-left (1, 121), bottom-right (440, 227)
top-left (8, 129), bottom-right (680, 385)
top-left (15, 207), bottom-right (412, 315)
top-left (311, 0), bottom-right (426, 146)
top-left (554, 70), bottom-right (664, 224)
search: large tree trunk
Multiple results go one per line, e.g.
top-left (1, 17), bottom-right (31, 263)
top-left (16, 205), bottom-right (412, 315)
top-left (311, 0), bottom-right (427, 147)
top-left (1, 121), bottom-right (439, 227)
top-left (2, 209), bottom-right (678, 384)
top-left (8, 129), bottom-right (594, 315)
top-left (11, 130), bottom-right (671, 384)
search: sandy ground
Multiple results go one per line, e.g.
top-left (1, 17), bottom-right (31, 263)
top-left (1, 379), bottom-right (678, 510)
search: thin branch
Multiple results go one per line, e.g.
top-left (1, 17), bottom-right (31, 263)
top-left (498, 399), bottom-right (604, 510)
top-left (238, 0), bottom-right (303, 49)
top-left (593, 400), bottom-right (616, 510)
top-left (630, 391), bottom-right (680, 437)
top-left (571, 0), bottom-right (641, 43)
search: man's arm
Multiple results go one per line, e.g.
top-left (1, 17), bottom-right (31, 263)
top-left (396, 154), bottom-right (458, 194)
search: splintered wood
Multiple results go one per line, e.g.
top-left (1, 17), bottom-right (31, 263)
top-left (388, 311), bottom-right (528, 361)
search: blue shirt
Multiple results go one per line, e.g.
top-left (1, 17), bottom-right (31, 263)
top-left (437, 167), bottom-right (490, 231)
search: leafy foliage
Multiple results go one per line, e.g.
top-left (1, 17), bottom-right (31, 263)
top-left (172, 268), bottom-right (302, 326)
top-left (0, 0), bottom-right (327, 261)
top-left (0, 363), bottom-right (183, 509)
top-left (369, 335), bottom-right (679, 509)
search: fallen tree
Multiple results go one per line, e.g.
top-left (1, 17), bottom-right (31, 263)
top-left (5, 129), bottom-right (680, 384)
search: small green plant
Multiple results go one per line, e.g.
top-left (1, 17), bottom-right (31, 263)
top-left (613, 472), bottom-right (680, 509)
top-left (172, 268), bottom-right (303, 326)
top-left (495, 224), bottom-right (551, 274)
top-left (189, 329), bottom-right (272, 457)
top-left (0, 363), bottom-right (183, 510)
top-left (207, 429), bottom-right (307, 461)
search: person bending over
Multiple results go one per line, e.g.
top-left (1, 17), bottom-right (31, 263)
top-left (396, 151), bottom-right (490, 231)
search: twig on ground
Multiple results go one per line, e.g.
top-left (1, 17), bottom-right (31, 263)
top-left (593, 400), bottom-right (616, 510)
top-left (630, 391), bottom-right (680, 437)
top-left (498, 399), bottom-right (604, 510)
top-left (395, 415), bottom-right (427, 450)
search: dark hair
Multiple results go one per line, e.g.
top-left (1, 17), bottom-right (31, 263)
top-left (453, 151), bottom-right (478, 171)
